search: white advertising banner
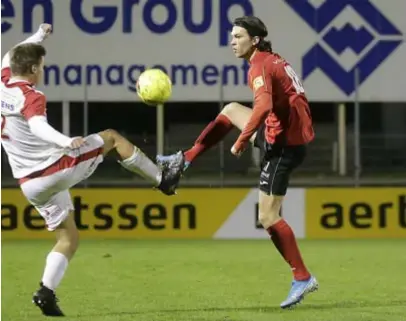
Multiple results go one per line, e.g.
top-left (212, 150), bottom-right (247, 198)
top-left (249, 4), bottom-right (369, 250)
top-left (214, 188), bottom-right (305, 239)
top-left (1, 0), bottom-right (405, 102)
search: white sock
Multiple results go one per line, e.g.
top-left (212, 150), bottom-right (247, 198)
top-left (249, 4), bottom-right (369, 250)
top-left (120, 147), bottom-right (162, 186)
top-left (41, 252), bottom-right (69, 291)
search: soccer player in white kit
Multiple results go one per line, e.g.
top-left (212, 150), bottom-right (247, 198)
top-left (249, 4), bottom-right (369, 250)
top-left (1, 24), bottom-right (184, 317)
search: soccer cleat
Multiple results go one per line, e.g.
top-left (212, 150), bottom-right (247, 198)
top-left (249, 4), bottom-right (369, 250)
top-left (156, 152), bottom-right (190, 171)
top-left (156, 151), bottom-right (185, 195)
top-left (32, 283), bottom-right (65, 317)
top-left (280, 275), bottom-right (318, 309)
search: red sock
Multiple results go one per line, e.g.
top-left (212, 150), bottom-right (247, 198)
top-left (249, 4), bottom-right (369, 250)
top-left (267, 219), bottom-right (311, 281)
top-left (184, 114), bottom-right (233, 163)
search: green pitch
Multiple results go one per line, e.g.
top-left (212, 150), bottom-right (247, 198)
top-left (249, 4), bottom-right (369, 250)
top-left (2, 239), bottom-right (406, 321)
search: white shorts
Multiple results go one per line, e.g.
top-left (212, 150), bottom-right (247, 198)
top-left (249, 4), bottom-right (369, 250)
top-left (19, 134), bottom-right (104, 231)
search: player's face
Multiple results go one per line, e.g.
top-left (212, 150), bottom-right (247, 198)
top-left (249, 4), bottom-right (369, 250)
top-left (230, 26), bottom-right (258, 59)
top-left (32, 56), bottom-right (45, 85)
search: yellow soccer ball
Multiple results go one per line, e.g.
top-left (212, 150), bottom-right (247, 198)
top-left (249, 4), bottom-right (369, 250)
top-left (136, 69), bottom-right (172, 105)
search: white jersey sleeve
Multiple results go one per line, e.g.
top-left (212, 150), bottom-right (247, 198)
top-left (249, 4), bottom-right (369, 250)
top-left (28, 116), bottom-right (73, 148)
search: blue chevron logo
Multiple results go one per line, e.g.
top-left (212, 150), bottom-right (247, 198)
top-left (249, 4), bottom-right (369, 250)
top-left (323, 24), bottom-right (374, 55)
top-left (285, 0), bottom-right (403, 95)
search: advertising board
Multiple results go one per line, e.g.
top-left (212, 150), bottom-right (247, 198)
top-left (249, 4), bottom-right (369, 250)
top-left (2, 0), bottom-right (404, 101)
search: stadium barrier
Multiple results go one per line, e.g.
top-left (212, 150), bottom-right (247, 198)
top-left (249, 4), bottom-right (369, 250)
top-left (1, 188), bottom-right (404, 240)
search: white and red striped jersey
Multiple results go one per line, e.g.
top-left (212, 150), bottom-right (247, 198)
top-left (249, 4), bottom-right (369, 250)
top-left (1, 66), bottom-right (66, 179)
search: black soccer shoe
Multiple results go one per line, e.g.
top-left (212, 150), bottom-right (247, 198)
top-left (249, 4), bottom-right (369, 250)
top-left (156, 151), bottom-right (185, 195)
top-left (32, 283), bottom-right (65, 317)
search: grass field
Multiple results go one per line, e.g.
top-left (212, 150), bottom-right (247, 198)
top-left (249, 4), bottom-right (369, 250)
top-left (2, 239), bottom-right (406, 321)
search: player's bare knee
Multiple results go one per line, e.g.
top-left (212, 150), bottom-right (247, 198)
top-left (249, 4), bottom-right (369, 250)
top-left (56, 214), bottom-right (80, 257)
top-left (60, 230), bottom-right (79, 257)
top-left (220, 102), bottom-right (252, 132)
top-left (221, 102), bottom-right (239, 119)
top-left (258, 193), bottom-right (283, 228)
top-left (258, 208), bottom-right (280, 228)
top-left (99, 128), bottom-right (120, 142)
top-left (258, 209), bottom-right (281, 228)
top-left (98, 129), bottom-right (120, 154)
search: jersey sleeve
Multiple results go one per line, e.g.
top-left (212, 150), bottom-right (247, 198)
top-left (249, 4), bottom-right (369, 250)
top-left (235, 59), bottom-right (274, 145)
top-left (28, 116), bottom-right (73, 148)
top-left (21, 91), bottom-right (47, 120)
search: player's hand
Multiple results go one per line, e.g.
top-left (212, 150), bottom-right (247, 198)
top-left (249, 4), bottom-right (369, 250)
top-left (231, 141), bottom-right (247, 157)
top-left (39, 23), bottom-right (52, 38)
top-left (69, 137), bottom-right (85, 149)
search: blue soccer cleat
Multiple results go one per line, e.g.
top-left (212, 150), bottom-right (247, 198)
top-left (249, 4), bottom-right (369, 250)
top-left (156, 152), bottom-right (190, 171)
top-left (280, 275), bottom-right (319, 309)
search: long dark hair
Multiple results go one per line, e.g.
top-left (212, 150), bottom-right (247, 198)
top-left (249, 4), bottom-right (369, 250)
top-left (233, 16), bottom-right (273, 53)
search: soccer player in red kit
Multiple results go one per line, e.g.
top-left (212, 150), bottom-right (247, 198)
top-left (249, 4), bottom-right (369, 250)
top-left (157, 16), bottom-right (318, 308)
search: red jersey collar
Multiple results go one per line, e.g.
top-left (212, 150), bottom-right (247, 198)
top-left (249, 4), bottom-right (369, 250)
top-left (249, 50), bottom-right (271, 65)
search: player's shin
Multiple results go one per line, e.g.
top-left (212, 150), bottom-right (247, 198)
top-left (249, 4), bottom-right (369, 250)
top-left (259, 193), bottom-right (310, 281)
top-left (98, 129), bottom-right (162, 186)
top-left (184, 114), bottom-right (233, 163)
top-left (41, 252), bottom-right (69, 291)
top-left (119, 146), bottom-right (162, 186)
top-left (267, 219), bottom-right (310, 281)
top-left (41, 214), bottom-right (78, 291)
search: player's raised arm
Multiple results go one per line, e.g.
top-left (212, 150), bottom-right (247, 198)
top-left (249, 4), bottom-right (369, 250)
top-left (1, 24), bottom-right (52, 69)
top-left (232, 62), bottom-right (273, 155)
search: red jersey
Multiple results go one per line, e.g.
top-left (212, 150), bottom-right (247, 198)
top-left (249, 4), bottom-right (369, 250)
top-left (235, 51), bottom-right (314, 147)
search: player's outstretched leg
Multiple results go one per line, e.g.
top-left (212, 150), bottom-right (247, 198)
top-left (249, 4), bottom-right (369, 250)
top-left (258, 191), bottom-right (318, 308)
top-left (157, 102), bottom-right (253, 170)
top-left (98, 129), bottom-right (184, 195)
top-left (157, 112), bottom-right (232, 170)
top-left (32, 212), bottom-right (78, 316)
